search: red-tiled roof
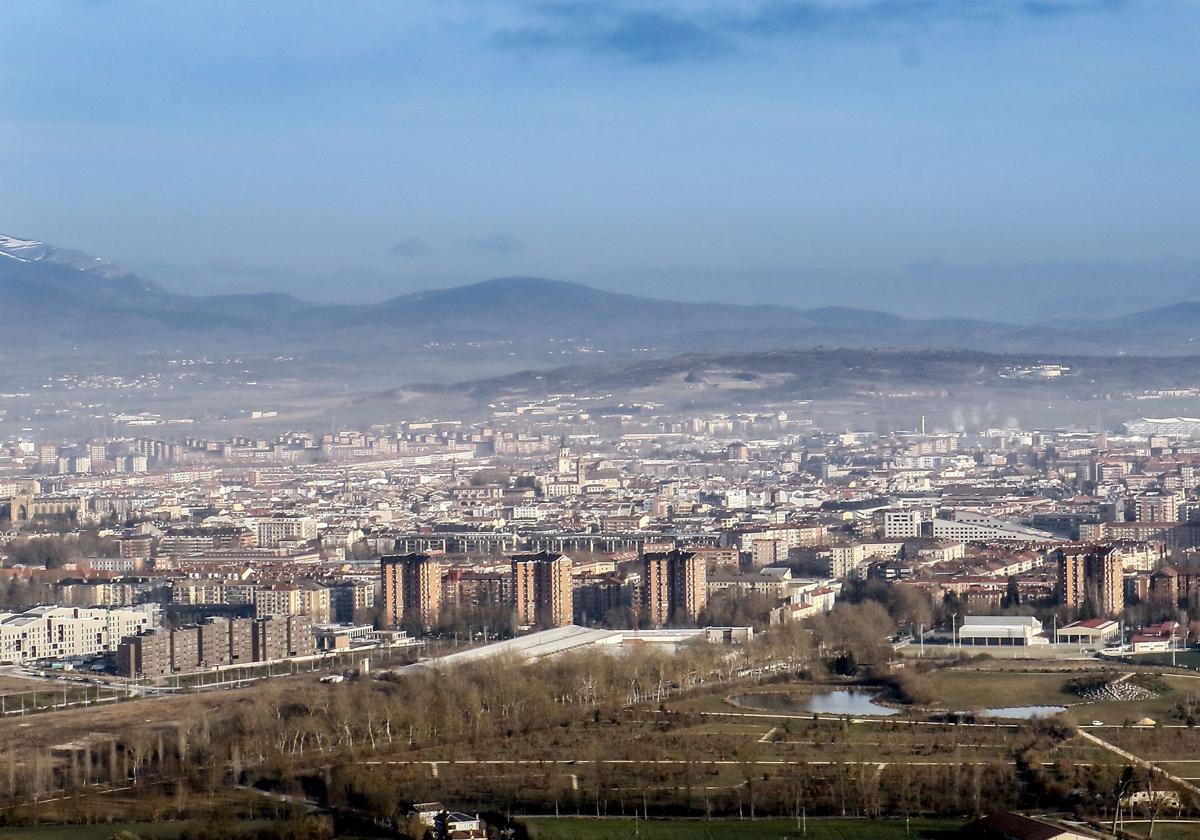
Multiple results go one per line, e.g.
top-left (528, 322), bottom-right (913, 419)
top-left (971, 811), bottom-right (1084, 840)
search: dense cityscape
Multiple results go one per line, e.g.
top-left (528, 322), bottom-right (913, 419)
top-left (3, 404), bottom-right (1200, 837)
top-left (7, 1), bottom-right (1200, 838)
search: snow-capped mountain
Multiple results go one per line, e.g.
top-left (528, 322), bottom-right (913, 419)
top-left (0, 232), bottom-right (324, 348)
top-left (1, 229), bottom-right (1199, 358)
top-left (1, 233), bottom-right (125, 279)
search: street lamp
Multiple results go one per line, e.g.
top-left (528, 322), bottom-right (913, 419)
top-left (951, 613), bottom-right (958, 649)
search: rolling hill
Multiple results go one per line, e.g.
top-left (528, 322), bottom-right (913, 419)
top-left (3, 232), bottom-right (1200, 361)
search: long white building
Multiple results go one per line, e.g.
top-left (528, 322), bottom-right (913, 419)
top-left (931, 511), bottom-right (1056, 543)
top-left (1125, 417), bottom-right (1200, 438)
top-left (957, 615), bottom-right (1045, 647)
top-left (0, 605), bottom-right (155, 664)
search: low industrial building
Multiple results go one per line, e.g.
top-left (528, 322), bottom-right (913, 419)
top-left (1055, 618), bottom-right (1120, 647)
top-left (957, 615), bottom-right (1046, 647)
top-left (312, 623), bottom-right (394, 651)
top-left (1131, 620), bottom-right (1178, 653)
top-left (400, 624), bottom-right (753, 673)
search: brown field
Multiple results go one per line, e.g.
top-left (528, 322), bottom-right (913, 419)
top-left (0, 675), bottom-right (54, 696)
top-left (0, 652), bottom-right (1192, 840)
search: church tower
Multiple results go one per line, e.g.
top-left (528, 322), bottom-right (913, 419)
top-left (556, 437), bottom-right (574, 475)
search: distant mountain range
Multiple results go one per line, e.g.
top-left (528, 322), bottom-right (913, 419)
top-left (3, 232), bottom-right (1200, 359)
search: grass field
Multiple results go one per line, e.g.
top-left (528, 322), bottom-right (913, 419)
top-left (1131, 652), bottom-right (1200, 671)
top-left (0, 684), bottom-right (129, 715)
top-left (686, 722), bottom-right (773, 736)
top-left (923, 668), bottom-right (1200, 728)
top-left (0, 822), bottom-right (237, 839)
top-left (922, 670), bottom-right (1075, 710)
top-left (0, 820), bottom-right (324, 840)
top-left (1060, 674), bottom-right (1200, 727)
top-left (522, 817), bottom-right (963, 839)
top-left (1119, 823), bottom-right (1200, 840)
top-left (0, 675), bottom-right (55, 697)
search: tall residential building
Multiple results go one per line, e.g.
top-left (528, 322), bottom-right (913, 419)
top-left (883, 509), bottom-right (926, 540)
top-left (642, 549), bottom-right (707, 628)
top-left (512, 551), bottom-right (573, 628)
top-left (1054, 546), bottom-right (1124, 617)
top-left (254, 582), bottom-right (331, 623)
top-left (328, 580), bottom-right (376, 623)
top-left (170, 626), bottom-right (201, 672)
top-left (198, 618), bottom-right (233, 667)
top-left (444, 569), bottom-right (511, 609)
top-left (1150, 565), bottom-right (1200, 605)
top-left (381, 553), bottom-right (441, 629)
top-left (1136, 492), bottom-right (1180, 523)
top-left (37, 443), bottom-right (58, 470)
top-left (117, 631), bottom-right (171, 678)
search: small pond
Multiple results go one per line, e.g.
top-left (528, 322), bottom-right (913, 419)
top-left (732, 688), bottom-right (899, 717)
top-left (979, 705), bottom-right (1067, 719)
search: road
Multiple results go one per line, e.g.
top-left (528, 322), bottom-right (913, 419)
top-left (360, 756), bottom-right (1098, 772)
top-left (1076, 729), bottom-right (1200, 797)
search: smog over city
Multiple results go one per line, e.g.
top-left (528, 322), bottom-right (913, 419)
top-left (3, 3), bottom-right (1200, 840)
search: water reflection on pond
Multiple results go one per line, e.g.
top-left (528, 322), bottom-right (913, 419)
top-left (732, 688), bottom-right (899, 717)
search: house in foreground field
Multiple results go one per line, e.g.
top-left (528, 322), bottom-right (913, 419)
top-left (410, 803), bottom-right (486, 840)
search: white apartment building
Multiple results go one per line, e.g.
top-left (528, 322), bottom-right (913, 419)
top-left (0, 605), bottom-right (154, 664)
top-left (723, 488), bottom-right (749, 510)
top-left (1112, 542), bottom-right (1162, 572)
top-left (882, 509), bottom-right (926, 539)
top-left (254, 583), bottom-right (331, 622)
top-left (915, 540), bottom-right (966, 563)
top-left (172, 579), bottom-right (258, 606)
top-left (83, 556), bottom-right (144, 573)
top-left (544, 480), bottom-right (580, 498)
top-left (769, 579), bottom-right (841, 625)
top-left (826, 541), bottom-right (905, 578)
top-left (735, 524), bottom-right (814, 553)
top-left (255, 516), bottom-right (318, 548)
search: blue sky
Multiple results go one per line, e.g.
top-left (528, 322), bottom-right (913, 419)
top-left (3, 0), bottom-right (1199, 320)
